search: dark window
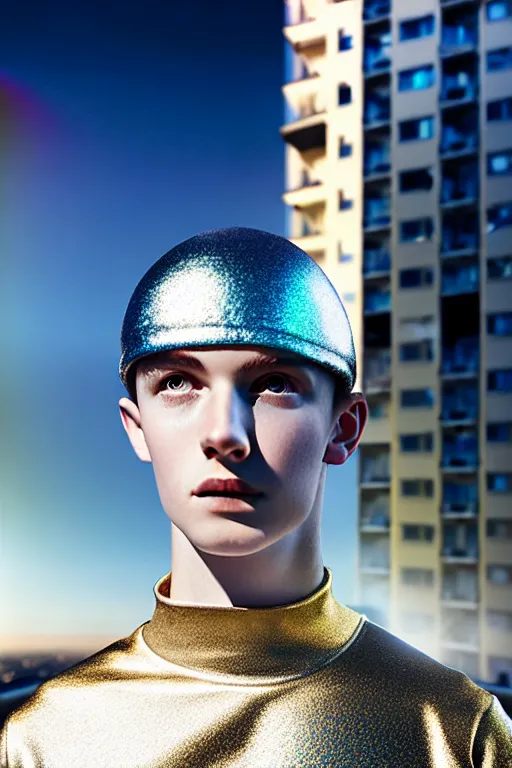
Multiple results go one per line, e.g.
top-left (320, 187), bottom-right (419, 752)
top-left (488, 256), bottom-right (512, 279)
top-left (487, 47), bottom-right (512, 72)
top-left (487, 97), bottom-right (512, 122)
top-left (339, 140), bottom-right (353, 157)
top-left (488, 312), bottom-right (512, 335)
top-left (487, 520), bottom-right (512, 539)
top-left (399, 267), bottom-right (434, 288)
top-left (402, 524), bottom-right (434, 541)
top-left (400, 217), bottom-right (434, 242)
top-left (487, 423), bottom-right (512, 442)
top-left (401, 388), bottom-right (434, 408)
top-left (400, 340), bottom-right (434, 362)
top-left (339, 33), bottom-right (353, 51)
top-left (487, 202), bottom-right (512, 232)
top-left (339, 84), bottom-right (352, 105)
top-left (488, 369), bottom-right (512, 392)
top-left (339, 252), bottom-right (354, 263)
top-left (400, 433), bottom-right (434, 452)
top-left (401, 479), bottom-right (434, 497)
top-left (399, 167), bottom-right (434, 193)
top-left (487, 1), bottom-right (512, 21)
top-left (399, 15), bottom-right (435, 42)
top-left (339, 195), bottom-right (354, 210)
top-left (487, 473), bottom-right (512, 492)
top-left (399, 116), bottom-right (434, 142)
top-left (488, 151), bottom-right (512, 176)
top-left (398, 65), bottom-right (435, 92)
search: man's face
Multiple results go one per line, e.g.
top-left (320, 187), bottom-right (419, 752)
top-left (119, 345), bottom-right (359, 557)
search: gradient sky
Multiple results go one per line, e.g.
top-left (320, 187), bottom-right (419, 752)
top-left (0, 0), bottom-right (358, 648)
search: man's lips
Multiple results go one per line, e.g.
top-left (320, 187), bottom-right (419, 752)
top-left (192, 477), bottom-right (262, 497)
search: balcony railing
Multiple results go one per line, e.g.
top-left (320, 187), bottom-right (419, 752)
top-left (441, 25), bottom-right (478, 53)
top-left (441, 451), bottom-right (478, 469)
top-left (363, 0), bottom-right (391, 21)
top-left (441, 177), bottom-right (478, 205)
top-left (364, 156), bottom-right (391, 177)
top-left (361, 461), bottom-right (391, 484)
top-left (364, 102), bottom-right (391, 126)
top-left (441, 272), bottom-right (479, 295)
top-left (364, 199), bottom-right (391, 229)
top-left (441, 398), bottom-right (478, 422)
top-left (441, 342), bottom-right (479, 374)
top-left (441, 231), bottom-right (478, 254)
top-left (285, 101), bottom-right (326, 124)
top-left (360, 554), bottom-right (390, 570)
top-left (442, 500), bottom-right (478, 517)
top-left (363, 249), bottom-right (390, 274)
top-left (441, 75), bottom-right (476, 103)
top-left (440, 130), bottom-right (478, 156)
top-left (364, 291), bottom-right (391, 314)
top-left (442, 546), bottom-right (478, 559)
top-left (361, 510), bottom-right (390, 530)
top-left (364, 49), bottom-right (392, 74)
top-left (364, 354), bottom-right (391, 391)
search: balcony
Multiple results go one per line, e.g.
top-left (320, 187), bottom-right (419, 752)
top-left (441, 338), bottom-right (479, 378)
top-left (441, 384), bottom-right (478, 424)
top-left (440, 72), bottom-right (477, 105)
top-left (442, 500), bottom-right (478, 519)
top-left (289, 219), bottom-right (326, 253)
top-left (441, 263), bottom-right (479, 296)
top-left (364, 288), bottom-right (391, 315)
top-left (440, 105), bottom-right (478, 157)
top-left (442, 578), bottom-right (478, 605)
top-left (360, 507), bottom-right (390, 532)
top-left (281, 99), bottom-right (326, 153)
top-left (361, 455), bottom-right (391, 488)
top-left (441, 161), bottom-right (478, 208)
top-left (360, 554), bottom-right (390, 574)
top-left (283, 173), bottom-right (326, 209)
top-left (364, 32), bottom-right (392, 77)
top-left (440, 24), bottom-right (478, 57)
top-left (441, 429), bottom-right (478, 472)
top-left (364, 154), bottom-right (391, 180)
top-left (363, 0), bottom-right (391, 23)
top-left (363, 249), bottom-right (390, 277)
top-left (364, 351), bottom-right (391, 393)
top-left (364, 89), bottom-right (391, 129)
top-left (441, 219), bottom-right (478, 257)
top-left (364, 197), bottom-right (391, 231)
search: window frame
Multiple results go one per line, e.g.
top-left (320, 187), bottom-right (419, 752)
top-left (398, 64), bottom-right (435, 92)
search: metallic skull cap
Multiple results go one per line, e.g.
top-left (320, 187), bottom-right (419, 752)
top-left (119, 227), bottom-right (356, 394)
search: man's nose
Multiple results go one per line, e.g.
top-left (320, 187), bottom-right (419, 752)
top-left (199, 386), bottom-right (251, 461)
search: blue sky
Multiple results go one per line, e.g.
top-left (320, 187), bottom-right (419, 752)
top-left (0, 0), bottom-right (358, 647)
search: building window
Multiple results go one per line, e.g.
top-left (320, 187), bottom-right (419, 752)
top-left (401, 388), bottom-right (434, 408)
top-left (487, 473), bottom-right (512, 492)
top-left (399, 267), bottom-right (434, 289)
top-left (487, 202), bottom-right (512, 232)
top-left (401, 479), bottom-right (434, 497)
top-left (487, 1), bottom-right (512, 21)
top-left (342, 292), bottom-right (355, 303)
top-left (488, 565), bottom-right (512, 584)
top-left (487, 422), bottom-right (512, 442)
top-left (339, 32), bottom-right (353, 51)
top-left (487, 97), bottom-right (512, 122)
top-left (400, 339), bottom-right (434, 362)
top-left (339, 195), bottom-right (354, 210)
top-left (339, 139), bottom-right (353, 157)
top-left (399, 167), bottom-right (434, 193)
top-left (400, 217), bottom-right (434, 242)
top-left (400, 611), bottom-right (434, 633)
top-left (488, 150), bottom-right (512, 176)
top-left (399, 116), bottom-right (434, 142)
top-left (401, 568), bottom-right (434, 587)
top-left (488, 312), bottom-right (512, 335)
top-left (487, 47), bottom-right (512, 73)
top-left (399, 15), bottom-right (435, 42)
top-left (339, 84), bottom-right (352, 105)
top-left (487, 520), bottom-right (512, 539)
top-left (402, 524), bottom-right (434, 542)
top-left (487, 612), bottom-right (512, 635)
top-left (400, 433), bottom-right (434, 452)
top-left (488, 256), bottom-right (512, 279)
top-left (488, 369), bottom-right (512, 392)
top-left (398, 64), bottom-right (435, 92)
top-left (338, 251), bottom-right (354, 263)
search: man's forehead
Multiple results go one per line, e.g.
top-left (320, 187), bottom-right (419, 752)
top-left (136, 346), bottom-right (319, 375)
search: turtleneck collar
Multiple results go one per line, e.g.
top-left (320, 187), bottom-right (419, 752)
top-left (141, 567), bottom-right (366, 684)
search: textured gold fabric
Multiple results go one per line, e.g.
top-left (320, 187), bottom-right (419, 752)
top-left (1, 567), bottom-right (511, 767)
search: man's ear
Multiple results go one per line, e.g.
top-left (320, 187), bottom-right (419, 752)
top-left (323, 394), bottom-right (368, 466)
top-left (118, 397), bottom-right (152, 463)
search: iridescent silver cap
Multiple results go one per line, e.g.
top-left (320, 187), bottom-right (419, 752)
top-left (120, 227), bottom-right (356, 395)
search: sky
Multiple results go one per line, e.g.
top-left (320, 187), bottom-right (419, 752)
top-left (0, 0), bottom-right (358, 651)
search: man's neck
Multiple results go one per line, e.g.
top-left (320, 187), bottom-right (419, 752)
top-left (169, 522), bottom-right (325, 609)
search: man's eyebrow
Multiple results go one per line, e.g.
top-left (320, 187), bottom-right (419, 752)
top-left (139, 351), bottom-right (311, 379)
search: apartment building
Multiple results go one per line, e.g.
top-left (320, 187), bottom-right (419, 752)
top-left (281, 0), bottom-right (512, 685)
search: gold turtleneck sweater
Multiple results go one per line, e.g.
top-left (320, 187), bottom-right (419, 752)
top-left (1, 568), bottom-right (511, 767)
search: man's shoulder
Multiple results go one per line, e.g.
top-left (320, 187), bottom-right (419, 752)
top-left (4, 624), bottom-right (147, 729)
top-left (351, 618), bottom-right (494, 711)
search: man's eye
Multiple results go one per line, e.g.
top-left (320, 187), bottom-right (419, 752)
top-left (162, 374), bottom-right (192, 392)
top-left (253, 374), bottom-right (295, 395)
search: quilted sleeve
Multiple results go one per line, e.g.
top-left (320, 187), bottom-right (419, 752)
top-left (472, 694), bottom-right (512, 767)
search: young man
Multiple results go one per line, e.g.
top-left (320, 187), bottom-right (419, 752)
top-left (1, 227), bottom-right (511, 766)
